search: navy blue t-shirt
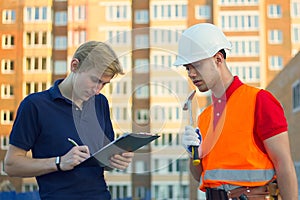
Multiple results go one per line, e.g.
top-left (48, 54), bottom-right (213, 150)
top-left (9, 79), bottom-right (114, 200)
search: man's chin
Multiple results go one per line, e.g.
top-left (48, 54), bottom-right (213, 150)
top-left (197, 87), bottom-right (209, 93)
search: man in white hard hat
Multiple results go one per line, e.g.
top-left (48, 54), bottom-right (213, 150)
top-left (175, 23), bottom-right (298, 200)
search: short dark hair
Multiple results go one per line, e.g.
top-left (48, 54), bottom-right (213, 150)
top-left (218, 49), bottom-right (227, 59)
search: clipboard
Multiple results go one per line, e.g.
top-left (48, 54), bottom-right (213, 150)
top-left (77, 133), bottom-right (160, 168)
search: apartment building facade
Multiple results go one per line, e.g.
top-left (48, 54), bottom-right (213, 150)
top-left (0, 0), bottom-right (299, 199)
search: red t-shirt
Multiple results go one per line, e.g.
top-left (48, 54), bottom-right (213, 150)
top-left (211, 76), bottom-right (288, 153)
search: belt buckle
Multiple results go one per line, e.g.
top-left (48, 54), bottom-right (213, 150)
top-left (227, 187), bottom-right (251, 200)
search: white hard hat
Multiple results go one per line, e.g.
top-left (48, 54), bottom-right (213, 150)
top-left (173, 23), bottom-right (232, 66)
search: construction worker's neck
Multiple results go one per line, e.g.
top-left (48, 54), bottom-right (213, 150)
top-left (212, 71), bottom-right (233, 98)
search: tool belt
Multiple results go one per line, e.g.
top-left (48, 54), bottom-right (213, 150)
top-left (206, 182), bottom-right (280, 200)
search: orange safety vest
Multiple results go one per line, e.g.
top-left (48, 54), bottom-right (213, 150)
top-left (198, 84), bottom-right (275, 191)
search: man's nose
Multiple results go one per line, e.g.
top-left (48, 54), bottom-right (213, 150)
top-left (188, 66), bottom-right (198, 77)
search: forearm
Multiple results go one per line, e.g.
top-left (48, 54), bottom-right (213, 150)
top-left (189, 158), bottom-right (202, 182)
top-left (5, 154), bottom-right (57, 177)
top-left (263, 133), bottom-right (298, 200)
top-left (275, 161), bottom-right (298, 200)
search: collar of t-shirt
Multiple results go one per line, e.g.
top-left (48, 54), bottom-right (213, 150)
top-left (211, 76), bottom-right (243, 127)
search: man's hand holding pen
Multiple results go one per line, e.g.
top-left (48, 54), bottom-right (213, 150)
top-left (63, 138), bottom-right (134, 171)
top-left (58, 138), bottom-right (90, 171)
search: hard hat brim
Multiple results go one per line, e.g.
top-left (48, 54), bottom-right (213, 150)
top-left (173, 57), bottom-right (190, 66)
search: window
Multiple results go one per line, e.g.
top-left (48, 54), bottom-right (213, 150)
top-left (109, 185), bottom-right (130, 199)
top-left (1, 161), bottom-right (7, 175)
top-left (182, 185), bottom-right (189, 199)
top-left (2, 9), bottom-right (16, 23)
top-left (74, 5), bottom-right (86, 21)
top-left (291, 1), bottom-right (300, 18)
top-left (25, 57), bottom-right (48, 71)
top-left (219, 0), bottom-right (258, 5)
top-left (292, 25), bottom-right (300, 43)
top-left (176, 158), bottom-right (188, 172)
top-left (135, 10), bottom-right (149, 24)
top-left (106, 5), bottom-right (131, 21)
top-left (22, 183), bottom-right (39, 192)
top-left (24, 6), bottom-right (49, 22)
top-left (1, 135), bottom-right (9, 150)
top-left (71, 30), bottom-right (86, 46)
top-left (1, 84), bottom-right (14, 98)
top-left (292, 80), bottom-right (300, 112)
top-left (151, 4), bottom-right (187, 20)
top-left (108, 30), bottom-right (130, 45)
top-left (1, 110), bottom-right (14, 124)
top-left (112, 105), bottom-right (128, 121)
top-left (25, 82), bottom-right (47, 95)
top-left (168, 185), bottom-right (173, 199)
top-left (221, 12), bottom-right (259, 31)
top-left (135, 85), bottom-right (149, 98)
top-left (152, 105), bottom-right (164, 122)
top-left (168, 107), bottom-right (172, 120)
top-left (151, 53), bottom-right (176, 69)
top-left (119, 54), bottom-right (131, 72)
top-left (175, 107), bottom-right (180, 120)
top-left (135, 34), bottom-right (149, 49)
top-left (1, 59), bottom-right (14, 73)
top-left (26, 7), bottom-right (33, 21)
top-left (135, 109), bottom-right (149, 124)
top-left (268, 4), bottom-right (282, 18)
top-left (55, 36), bottom-right (67, 50)
top-left (55, 11), bottom-right (67, 26)
top-left (25, 31), bottom-right (48, 46)
top-left (2, 35), bottom-right (15, 48)
top-left (135, 160), bottom-right (146, 173)
top-left (135, 59), bottom-right (149, 73)
top-left (151, 29), bottom-right (183, 45)
top-left (153, 159), bottom-right (159, 172)
top-left (54, 61), bottom-right (67, 75)
top-left (154, 185), bottom-right (159, 199)
top-left (229, 37), bottom-right (259, 56)
top-left (268, 56), bottom-right (283, 70)
top-left (167, 159), bottom-right (173, 172)
top-left (269, 30), bottom-right (283, 44)
top-left (135, 186), bottom-right (146, 199)
top-left (161, 133), bottom-right (165, 145)
top-left (195, 5), bottom-right (210, 19)
top-left (114, 107), bottom-right (121, 120)
top-left (122, 107), bottom-right (127, 120)
top-left (229, 62), bottom-right (260, 82)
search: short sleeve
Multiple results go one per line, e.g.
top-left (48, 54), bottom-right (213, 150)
top-left (255, 90), bottom-right (288, 141)
top-left (9, 96), bottom-right (40, 151)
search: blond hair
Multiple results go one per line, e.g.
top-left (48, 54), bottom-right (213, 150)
top-left (73, 41), bottom-right (124, 77)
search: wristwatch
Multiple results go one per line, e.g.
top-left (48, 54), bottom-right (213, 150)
top-left (55, 156), bottom-right (62, 171)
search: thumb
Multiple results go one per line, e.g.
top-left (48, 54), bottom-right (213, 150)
top-left (195, 128), bottom-right (202, 143)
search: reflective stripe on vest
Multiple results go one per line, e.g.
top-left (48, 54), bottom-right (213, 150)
top-left (204, 169), bottom-right (275, 182)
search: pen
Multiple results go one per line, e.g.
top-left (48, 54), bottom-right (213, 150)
top-left (68, 138), bottom-right (79, 146)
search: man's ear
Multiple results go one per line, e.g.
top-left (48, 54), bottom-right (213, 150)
top-left (214, 52), bottom-right (224, 65)
top-left (70, 58), bottom-right (79, 72)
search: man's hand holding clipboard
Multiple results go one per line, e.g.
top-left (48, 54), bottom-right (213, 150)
top-left (76, 133), bottom-right (160, 168)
